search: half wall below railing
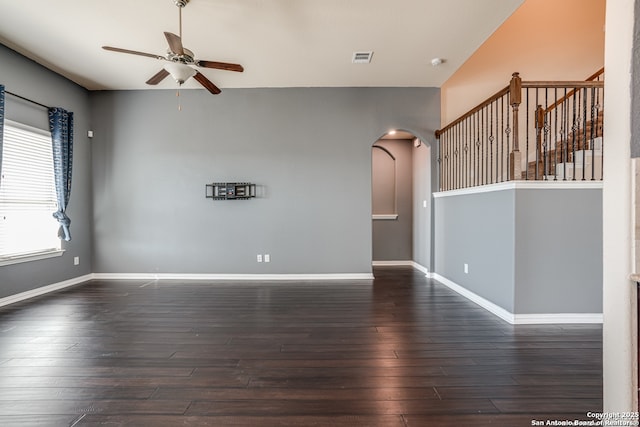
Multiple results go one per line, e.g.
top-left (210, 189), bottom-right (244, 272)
top-left (435, 70), bottom-right (604, 191)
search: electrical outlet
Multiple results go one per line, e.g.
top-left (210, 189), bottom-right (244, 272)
top-left (464, 263), bottom-right (469, 274)
top-left (74, 256), bottom-right (80, 266)
top-left (257, 254), bottom-right (263, 263)
top-left (264, 254), bottom-right (270, 263)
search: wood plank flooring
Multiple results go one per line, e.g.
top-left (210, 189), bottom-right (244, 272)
top-left (0, 267), bottom-right (602, 426)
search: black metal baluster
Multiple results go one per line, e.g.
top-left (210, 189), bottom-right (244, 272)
top-left (589, 86), bottom-right (596, 180)
top-left (599, 86), bottom-right (603, 179)
top-left (553, 88), bottom-right (558, 181)
top-left (453, 122), bottom-right (457, 189)
top-left (481, 107), bottom-right (485, 185)
top-left (504, 93), bottom-right (511, 181)
top-left (581, 87), bottom-right (587, 180)
top-left (543, 88), bottom-right (549, 181)
top-left (441, 133), bottom-right (446, 191)
top-left (500, 95), bottom-right (504, 182)
top-left (563, 89), bottom-right (568, 181)
top-left (476, 113), bottom-right (480, 187)
top-left (445, 133), bottom-right (449, 190)
top-left (464, 118), bottom-right (469, 188)
top-left (571, 88), bottom-right (577, 181)
top-left (489, 101), bottom-right (494, 184)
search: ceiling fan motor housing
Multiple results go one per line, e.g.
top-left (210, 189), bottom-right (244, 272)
top-left (174, 0), bottom-right (189, 7)
top-left (167, 48), bottom-right (195, 65)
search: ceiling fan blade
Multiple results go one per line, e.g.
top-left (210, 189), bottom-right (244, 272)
top-left (193, 71), bottom-right (221, 95)
top-left (102, 46), bottom-right (162, 59)
top-left (164, 32), bottom-right (184, 55)
top-left (197, 60), bottom-right (244, 73)
top-left (146, 68), bottom-right (170, 85)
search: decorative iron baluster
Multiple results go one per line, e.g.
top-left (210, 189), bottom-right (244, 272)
top-left (505, 90), bottom-right (511, 181)
top-left (589, 86), bottom-right (596, 180)
top-left (562, 88), bottom-right (568, 181)
top-left (500, 96), bottom-right (504, 182)
top-left (581, 87), bottom-right (588, 180)
top-left (553, 88), bottom-right (558, 181)
top-left (571, 91), bottom-right (579, 181)
top-left (478, 108), bottom-right (487, 185)
top-left (489, 101), bottom-right (494, 184)
top-left (476, 112), bottom-right (481, 187)
top-left (528, 90), bottom-right (533, 180)
top-left (543, 88), bottom-right (550, 181)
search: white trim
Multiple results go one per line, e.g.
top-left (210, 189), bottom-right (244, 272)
top-left (372, 260), bottom-right (430, 276)
top-left (0, 249), bottom-right (65, 267)
top-left (372, 214), bottom-right (398, 220)
top-left (433, 180), bottom-right (603, 199)
top-left (514, 313), bottom-right (603, 324)
top-left (431, 273), bottom-right (515, 323)
top-left (430, 273), bottom-right (602, 325)
top-left (0, 273), bottom-right (93, 308)
top-left (411, 262), bottom-right (431, 276)
top-left (372, 260), bottom-right (413, 266)
top-left (92, 273), bottom-right (374, 281)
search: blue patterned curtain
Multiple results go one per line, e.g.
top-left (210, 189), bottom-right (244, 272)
top-left (0, 85), bottom-right (4, 186)
top-left (48, 107), bottom-right (74, 241)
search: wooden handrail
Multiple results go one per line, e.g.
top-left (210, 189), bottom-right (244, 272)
top-left (435, 86), bottom-right (509, 138)
top-left (523, 81), bottom-right (603, 88)
top-left (436, 69), bottom-right (605, 189)
top-left (541, 81), bottom-right (604, 114)
top-left (586, 67), bottom-right (605, 81)
top-left (436, 70), bottom-right (605, 139)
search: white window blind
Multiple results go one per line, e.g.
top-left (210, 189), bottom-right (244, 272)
top-left (0, 121), bottom-right (60, 259)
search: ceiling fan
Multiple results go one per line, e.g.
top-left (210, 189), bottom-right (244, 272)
top-left (102, 0), bottom-right (243, 95)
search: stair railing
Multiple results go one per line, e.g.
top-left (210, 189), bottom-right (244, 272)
top-left (436, 70), bottom-right (604, 191)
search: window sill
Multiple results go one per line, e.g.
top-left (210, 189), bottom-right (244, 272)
top-left (0, 250), bottom-right (65, 267)
top-left (372, 214), bottom-right (398, 220)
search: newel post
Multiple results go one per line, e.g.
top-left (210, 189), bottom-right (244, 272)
top-left (509, 72), bottom-right (522, 180)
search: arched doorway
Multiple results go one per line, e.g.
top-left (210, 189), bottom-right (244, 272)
top-left (371, 130), bottom-right (432, 271)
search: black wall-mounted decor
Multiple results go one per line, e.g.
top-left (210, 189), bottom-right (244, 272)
top-left (206, 182), bottom-right (256, 200)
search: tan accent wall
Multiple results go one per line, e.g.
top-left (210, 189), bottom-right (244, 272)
top-left (440, 0), bottom-right (605, 126)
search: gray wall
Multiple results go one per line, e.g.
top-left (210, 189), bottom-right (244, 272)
top-left (90, 87), bottom-right (441, 275)
top-left (434, 186), bottom-right (602, 315)
top-left (372, 139), bottom-right (413, 261)
top-left (413, 142), bottom-right (432, 269)
top-left (434, 189), bottom-right (516, 311)
top-left (514, 188), bottom-right (602, 313)
top-left (0, 44), bottom-right (93, 298)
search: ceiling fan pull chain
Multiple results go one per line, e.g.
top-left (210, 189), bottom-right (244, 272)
top-left (176, 88), bottom-right (182, 111)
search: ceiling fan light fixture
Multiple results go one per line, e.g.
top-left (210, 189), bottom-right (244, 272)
top-left (164, 62), bottom-right (196, 84)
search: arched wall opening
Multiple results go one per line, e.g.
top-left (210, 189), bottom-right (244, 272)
top-left (371, 129), bottom-right (432, 273)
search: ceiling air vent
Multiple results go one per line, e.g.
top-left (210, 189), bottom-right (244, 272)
top-left (352, 51), bottom-right (373, 64)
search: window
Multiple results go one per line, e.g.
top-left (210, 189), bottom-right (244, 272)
top-left (0, 121), bottom-right (61, 263)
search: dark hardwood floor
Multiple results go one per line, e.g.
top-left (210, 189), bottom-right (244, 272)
top-left (0, 267), bottom-right (602, 426)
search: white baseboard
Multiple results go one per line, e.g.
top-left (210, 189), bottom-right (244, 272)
top-left (92, 273), bottom-right (374, 281)
top-left (430, 273), bottom-right (602, 325)
top-left (0, 274), bottom-right (94, 308)
top-left (372, 260), bottom-right (431, 277)
top-left (431, 273), bottom-right (515, 323)
top-left (514, 313), bottom-right (603, 324)
top-left (372, 261), bottom-right (414, 266)
top-left (0, 272), bottom-right (374, 308)
top-left (411, 262), bottom-right (431, 276)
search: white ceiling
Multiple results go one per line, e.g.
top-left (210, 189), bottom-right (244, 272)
top-left (0, 0), bottom-right (524, 92)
